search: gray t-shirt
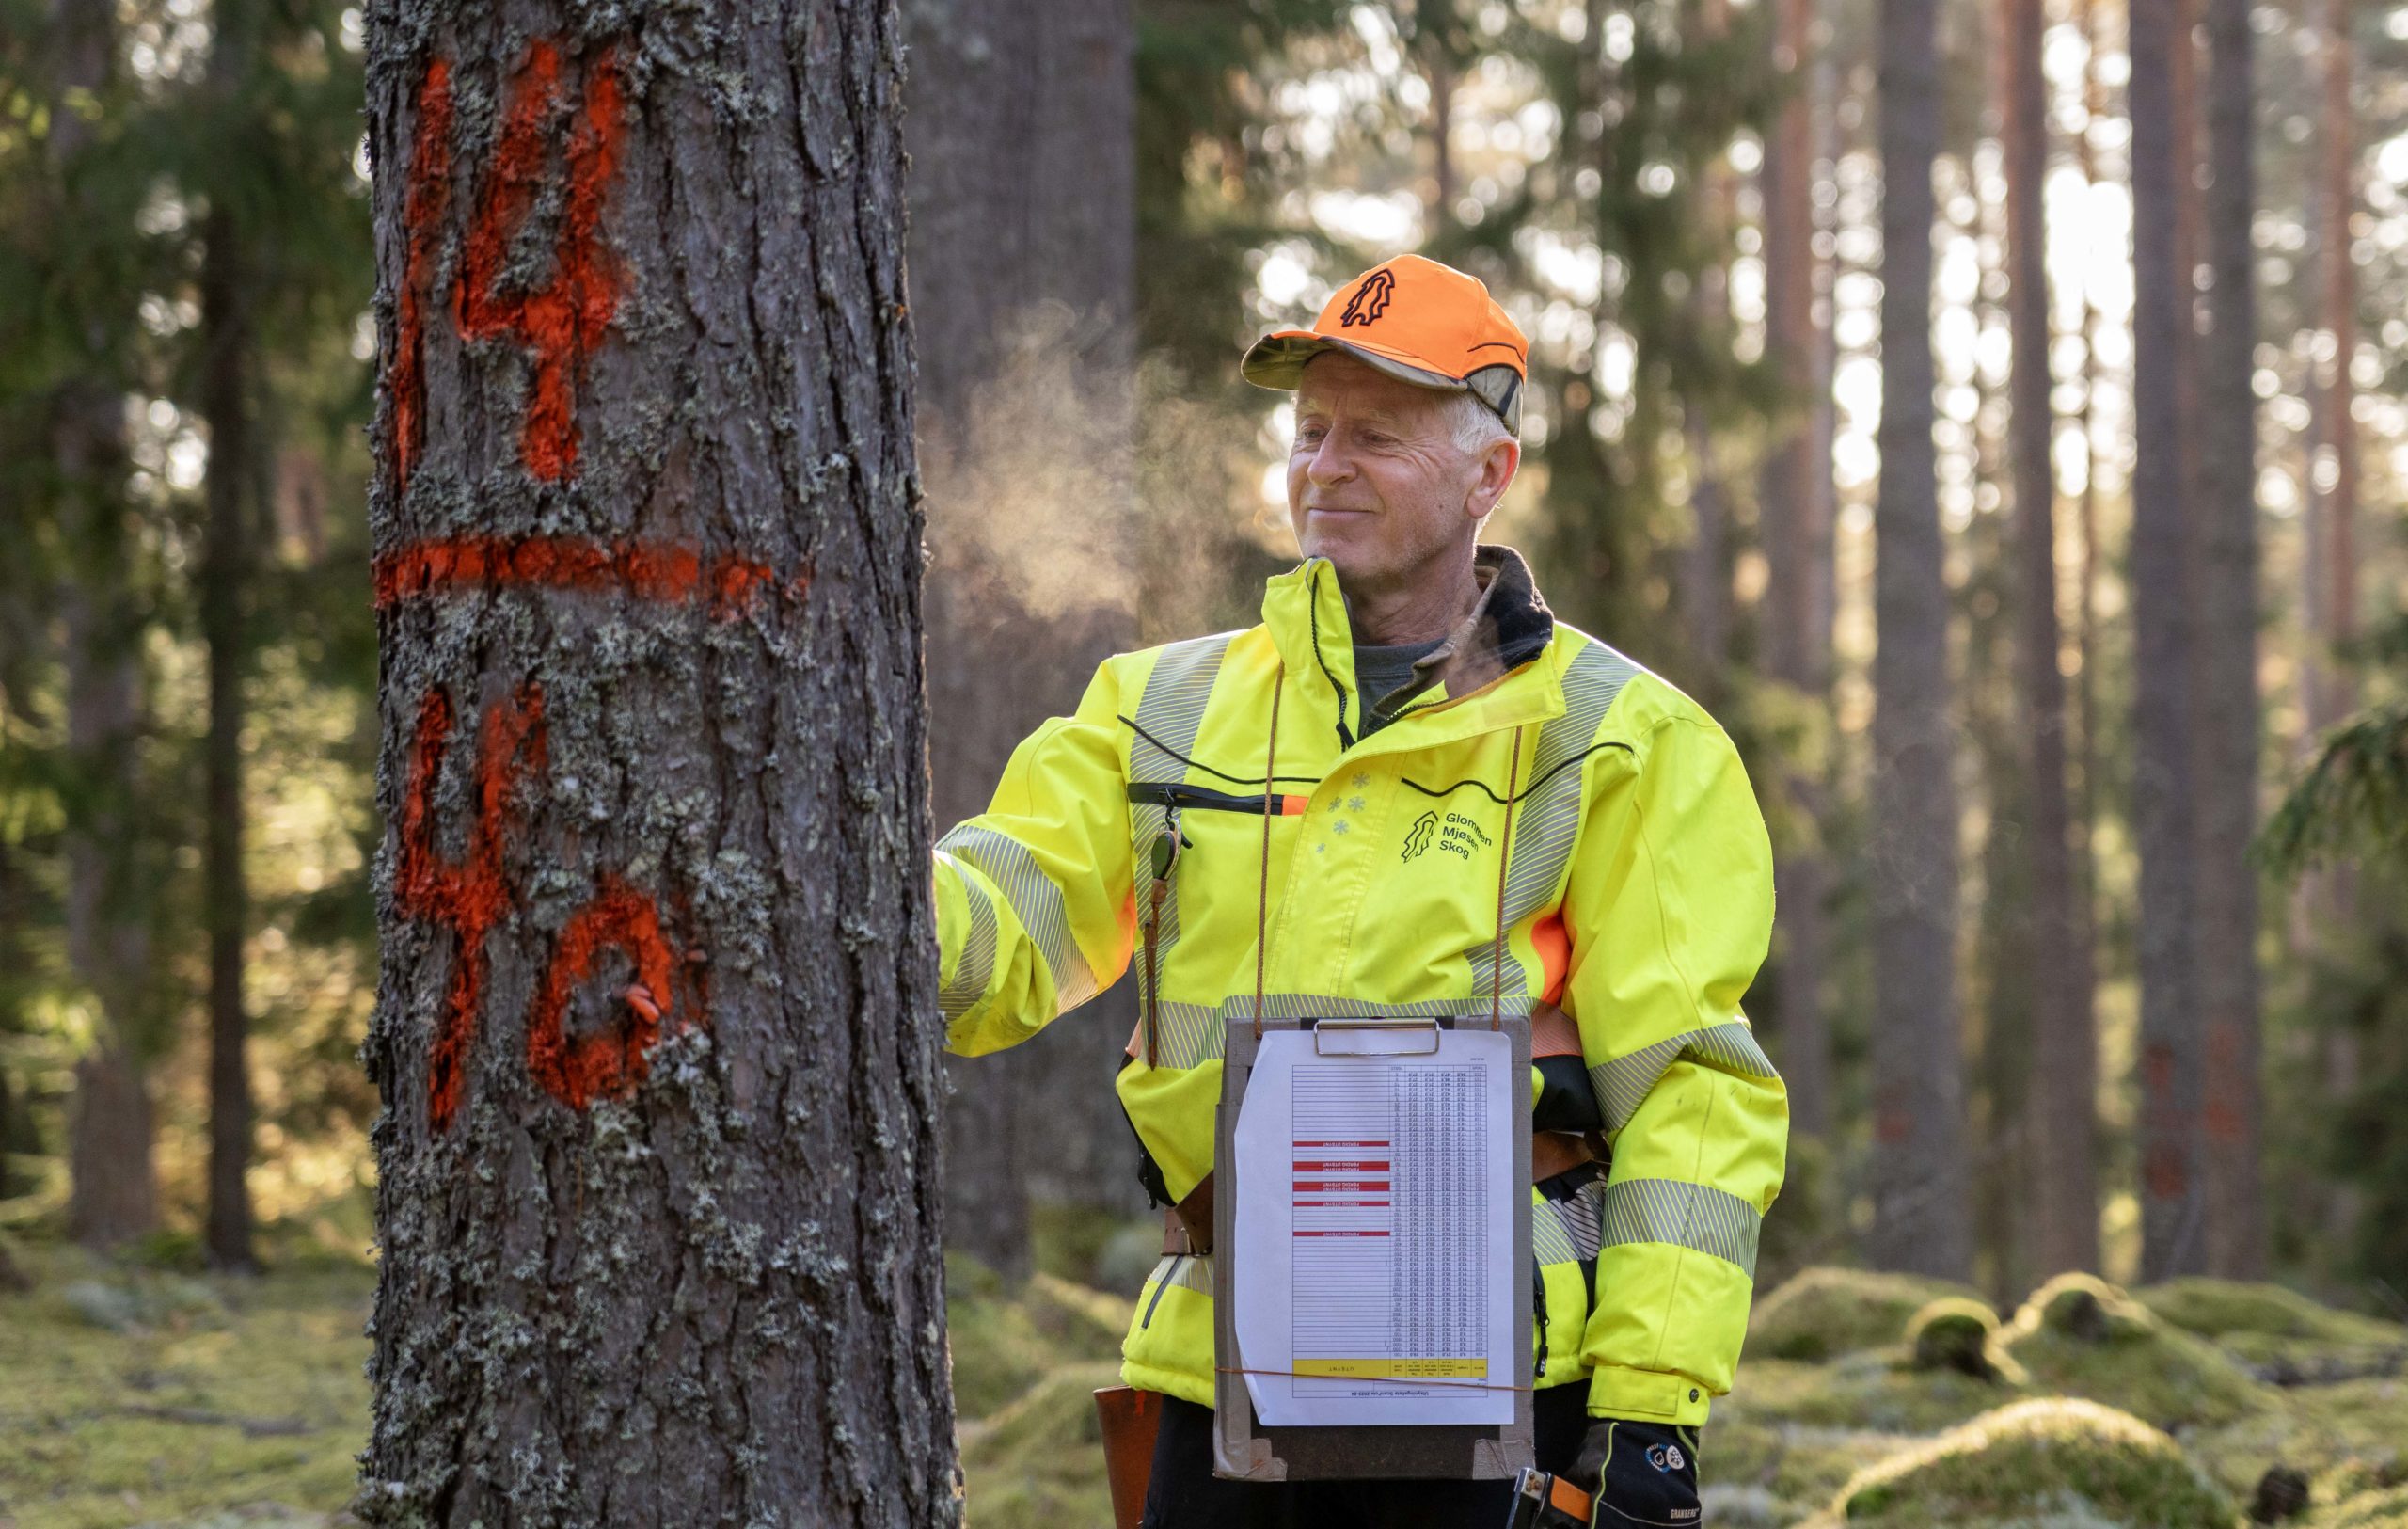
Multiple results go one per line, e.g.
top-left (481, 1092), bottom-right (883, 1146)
top-left (1354, 636), bottom-right (1446, 737)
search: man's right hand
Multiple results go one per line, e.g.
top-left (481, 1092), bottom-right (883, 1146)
top-left (1567, 1417), bottom-right (1702, 1526)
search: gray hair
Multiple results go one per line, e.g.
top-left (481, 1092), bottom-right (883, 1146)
top-left (1442, 389), bottom-right (1513, 456)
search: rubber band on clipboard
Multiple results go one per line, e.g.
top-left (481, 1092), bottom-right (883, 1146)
top-left (1216, 1365), bottom-right (1536, 1393)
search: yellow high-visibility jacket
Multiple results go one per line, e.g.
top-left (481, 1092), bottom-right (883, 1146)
top-left (933, 548), bottom-right (1786, 1425)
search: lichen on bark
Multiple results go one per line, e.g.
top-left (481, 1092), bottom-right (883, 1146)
top-left (358, 2), bottom-right (956, 1523)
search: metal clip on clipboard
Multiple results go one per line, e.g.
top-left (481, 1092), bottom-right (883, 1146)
top-left (1311, 1016), bottom-right (1443, 1056)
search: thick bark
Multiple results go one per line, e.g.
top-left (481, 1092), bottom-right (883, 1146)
top-left (2195, 0), bottom-right (2265, 1279)
top-left (904, 0), bottom-right (1138, 1277)
top-left (2130, 0), bottom-right (2209, 1282)
top-left (52, 0), bottom-right (158, 1252)
top-left (2006, 0), bottom-right (2099, 1282)
top-left (1758, 0), bottom-right (1835, 1139)
top-left (200, 121), bottom-right (261, 1267)
top-left (359, 5), bottom-right (958, 1523)
top-left (1868, 0), bottom-right (1971, 1279)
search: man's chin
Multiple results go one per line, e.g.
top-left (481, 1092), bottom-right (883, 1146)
top-left (1298, 525), bottom-right (1378, 575)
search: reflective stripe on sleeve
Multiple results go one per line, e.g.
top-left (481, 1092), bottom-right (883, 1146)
top-left (1588, 1021), bottom-right (1780, 1134)
top-left (934, 822), bottom-right (1099, 1011)
top-left (937, 851), bottom-right (999, 1022)
top-left (1599, 1178), bottom-right (1763, 1279)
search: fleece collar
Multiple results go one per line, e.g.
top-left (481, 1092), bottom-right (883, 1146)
top-left (1261, 544), bottom-right (1557, 751)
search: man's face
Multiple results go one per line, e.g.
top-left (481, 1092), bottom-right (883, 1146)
top-left (1286, 354), bottom-right (1513, 590)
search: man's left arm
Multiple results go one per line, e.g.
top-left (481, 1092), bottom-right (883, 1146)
top-left (1559, 697), bottom-right (1787, 1433)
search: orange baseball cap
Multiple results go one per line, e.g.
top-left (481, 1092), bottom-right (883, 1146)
top-left (1242, 254), bottom-right (1529, 434)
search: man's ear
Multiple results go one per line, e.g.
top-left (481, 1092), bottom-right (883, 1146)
top-left (1465, 436), bottom-right (1520, 522)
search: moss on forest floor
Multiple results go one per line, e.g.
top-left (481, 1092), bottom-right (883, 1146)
top-left (9, 1242), bottom-right (2407, 1529)
top-left (0, 1240), bottom-right (372, 1529)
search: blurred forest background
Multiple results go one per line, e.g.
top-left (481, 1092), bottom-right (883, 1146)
top-left (4, 0), bottom-right (2408, 1523)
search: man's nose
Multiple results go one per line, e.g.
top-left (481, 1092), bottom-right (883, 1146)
top-left (1305, 434), bottom-right (1354, 487)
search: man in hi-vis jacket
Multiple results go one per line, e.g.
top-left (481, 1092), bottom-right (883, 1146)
top-left (932, 254), bottom-right (1787, 1527)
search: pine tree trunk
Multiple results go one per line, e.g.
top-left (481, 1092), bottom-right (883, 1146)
top-left (2130, 0), bottom-right (2210, 1282)
top-left (2071, 0), bottom-right (2105, 1158)
top-left (2195, 0), bottom-right (2265, 1279)
top-left (358, 5), bottom-right (958, 1522)
top-left (200, 175), bottom-right (261, 1270)
top-left (904, 0), bottom-right (1138, 1278)
top-left (2006, 0), bottom-right (2099, 1282)
top-left (53, 0), bottom-right (158, 1252)
top-left (2301, 0), bottom-right (2362, 1254)
top-left (1757, 0), bottom-right (1835, 1139)
top-left (1678, 409), bottom-right (1730, 695)
top-left (1869, 0), bottom-right (1971, 1279)
top-left (2305, 0), bottom-right (2359, 741)
top-left (0, 836), bottom-right (26, 1197)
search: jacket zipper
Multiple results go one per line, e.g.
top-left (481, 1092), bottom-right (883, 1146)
top-left (1141, 1254), bottom-right (1185, 1329)
top-left (1533, 1256), bottom-right (1549, 1378)
top-left (1128, 783), bottom-right (1307, 816)
top-left (1307, 565), bottom-right (1356, 750)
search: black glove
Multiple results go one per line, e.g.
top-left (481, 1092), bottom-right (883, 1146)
top-left (1568, 1418), bottom-right (1702, 1527)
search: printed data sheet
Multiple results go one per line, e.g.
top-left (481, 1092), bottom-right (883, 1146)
top-left (1229, 1027), bottom-right (1516, 1426)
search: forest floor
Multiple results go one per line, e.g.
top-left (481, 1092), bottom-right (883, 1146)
top-left (3, 1228), bottom-right (2404, 1529)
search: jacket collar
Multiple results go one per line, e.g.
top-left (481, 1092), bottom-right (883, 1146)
top-left (1261, 545), bottom-right (1559, 755)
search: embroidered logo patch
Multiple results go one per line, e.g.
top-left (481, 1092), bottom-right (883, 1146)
top-left (1340, 268), bottom-right (1396, 327)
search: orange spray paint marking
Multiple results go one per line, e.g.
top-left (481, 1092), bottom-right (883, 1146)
top-left (389, 57), bottom-right (455, 492)
top-left (397, 680), bottom-right (702, 1126)
top-left (372, 535), bottom-right (811, 621)
top-left (527, 876), bottom-right (683, 1110)
top-left (455, 40), bottom-right (627, 481)
top-left (396, 684), bottom-right (547, 1129)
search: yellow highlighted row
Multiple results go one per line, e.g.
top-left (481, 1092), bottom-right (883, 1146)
top-left (1292, 1357), bottom-right (1489, 1379)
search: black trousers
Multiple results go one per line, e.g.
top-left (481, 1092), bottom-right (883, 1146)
top-left (1138, 1384), bottom-right (1592, 1529)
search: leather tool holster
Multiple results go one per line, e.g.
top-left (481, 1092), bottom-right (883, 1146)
top-left (1093, 1384), bottom-right (1164, 1529)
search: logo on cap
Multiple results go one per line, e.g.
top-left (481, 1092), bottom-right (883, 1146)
top-left (1339, 268), bottom-right (1396, 328)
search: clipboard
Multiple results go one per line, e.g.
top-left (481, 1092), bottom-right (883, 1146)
top-left (1211, 1011), bottom-right (1536, 1482)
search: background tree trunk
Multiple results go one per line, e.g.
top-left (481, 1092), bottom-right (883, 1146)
top-left (1868, 0), bottom-right (1971, 1280)
top-left (359, 5), bottom-right (958, 1522)
top-left (2006, 0), bottom-right (2099, 1282)
top-left (2129, 0), bottom-right (2210, 1282)
top-left (1758, 0), bottom-right (1836, 1140)
top-left (905, 0), bottom-right (1141, 1280)
top-left (2071, 0), bottom-right (2106, 1180)
top-left (0, 831), bottom-right (30, 1199)
top-left (2195, 0), bottom-right (2266, 1279)
top-left (2305, 0), bottom-right (2359, 748)
top-left (2300, 0), bottom-right (2363, 1255)
top-left (52, 0), bottom-right (159, 1253)
top-left (200, 0), bottom-right (262, 1272)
